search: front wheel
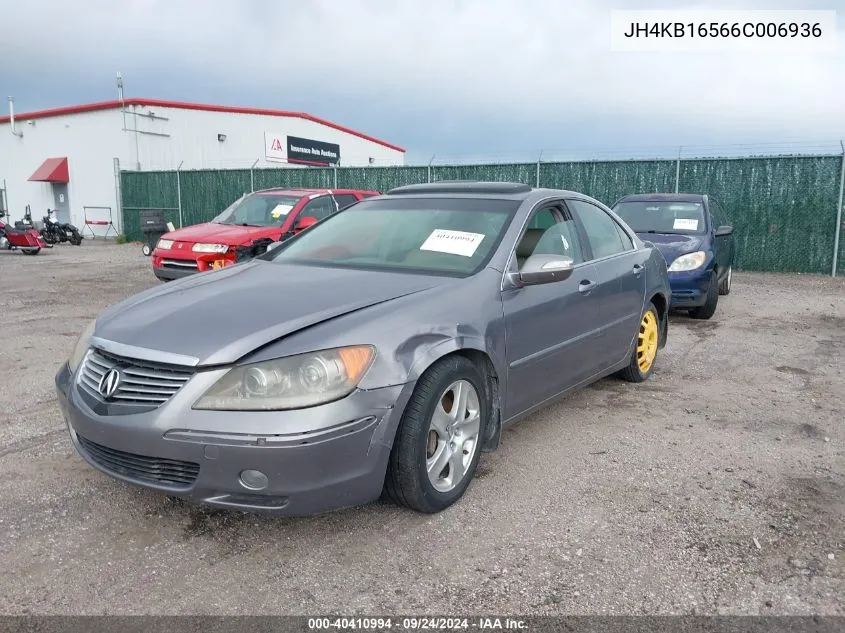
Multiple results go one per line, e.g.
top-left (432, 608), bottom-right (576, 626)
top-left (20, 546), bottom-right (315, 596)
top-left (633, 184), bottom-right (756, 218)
top-left (22, 248), bottom-right (41, 255)
top-left (690, 271), bottom-right (719, 320)
top-left (384, 355), bottom-right (489, 513)
top-left (142, 244), bottom-right (152, 256)
top-left (718, 266), bottom-right (732, 295)
top-left (70, 232), bottom-right (83, 246)
top-left (618, 301), bottom-right (661, 383)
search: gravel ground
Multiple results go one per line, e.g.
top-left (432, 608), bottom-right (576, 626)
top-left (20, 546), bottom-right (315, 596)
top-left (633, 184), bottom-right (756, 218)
top-left (0, 241), bottom-right (843, 616)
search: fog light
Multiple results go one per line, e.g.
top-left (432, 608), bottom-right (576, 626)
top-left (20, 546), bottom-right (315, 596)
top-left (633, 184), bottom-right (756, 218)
top-left (239, 469), bottom-right (268, 491)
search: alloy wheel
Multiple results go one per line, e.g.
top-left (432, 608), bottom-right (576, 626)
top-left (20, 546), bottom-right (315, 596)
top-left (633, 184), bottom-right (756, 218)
top-left (637, 310), bottom-right (659, 373)
top-left (425, 380), bottom-right (481, 493)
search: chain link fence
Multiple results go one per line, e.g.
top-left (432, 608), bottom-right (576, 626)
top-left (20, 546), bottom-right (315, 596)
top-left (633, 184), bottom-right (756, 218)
top-left (120, 153), bottom-right (845, 275)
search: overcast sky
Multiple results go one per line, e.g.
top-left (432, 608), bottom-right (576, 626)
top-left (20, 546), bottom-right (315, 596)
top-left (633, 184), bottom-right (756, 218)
top-left (2, 0), bottom-right (843, 163)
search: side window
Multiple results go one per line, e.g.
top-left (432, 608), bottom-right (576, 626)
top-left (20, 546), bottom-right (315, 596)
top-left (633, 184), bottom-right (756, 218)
top-left (299, 195), bottom-right (336, 221)
top-left (514, 206), bottom-right (584, 271)
top-left (568, 199), bottom-right (629, 260)
top-left (333, 194), bottom-right (359, 210)
top-left (710, 199), bottom-right (728, 228)
top-left (615, 222), bottom-right (634, 250)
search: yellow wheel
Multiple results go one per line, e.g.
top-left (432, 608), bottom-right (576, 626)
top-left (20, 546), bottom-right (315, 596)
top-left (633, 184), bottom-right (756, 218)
top-left (619, 301), bottom-right (662, 383)
top-left (636, 309), bottom-right (659, 373)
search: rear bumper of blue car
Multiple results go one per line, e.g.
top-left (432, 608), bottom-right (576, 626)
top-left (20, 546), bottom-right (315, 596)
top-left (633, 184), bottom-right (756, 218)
top-left (668, 269), bottom-right (712, 308)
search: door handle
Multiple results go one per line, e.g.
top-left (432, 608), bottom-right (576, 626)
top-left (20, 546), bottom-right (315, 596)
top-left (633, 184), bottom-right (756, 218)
top-left (578, 280), bottom-right (596, 295)
top-left (632, 264), bottom-right (643, 278)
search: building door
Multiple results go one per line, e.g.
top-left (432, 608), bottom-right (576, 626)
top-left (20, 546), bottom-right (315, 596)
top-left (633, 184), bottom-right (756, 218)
top-left (52, 184), bottom-right (70, 224)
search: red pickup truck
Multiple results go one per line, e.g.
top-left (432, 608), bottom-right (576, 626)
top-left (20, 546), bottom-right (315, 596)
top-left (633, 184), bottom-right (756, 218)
top-left (151, 187), bottom-right (379, 281)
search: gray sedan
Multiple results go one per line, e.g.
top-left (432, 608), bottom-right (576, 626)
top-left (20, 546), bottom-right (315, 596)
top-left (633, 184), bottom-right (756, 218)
top-left (55, 182), bottom-right (670, 515)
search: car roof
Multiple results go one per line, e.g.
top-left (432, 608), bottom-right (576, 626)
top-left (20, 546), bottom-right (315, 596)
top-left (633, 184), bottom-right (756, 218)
top-left (382, 181), bottom-right (596, 203)
top-left (253, 188), bottom-right (378, 197)
top-left (615, 192), bottom-right (706, 204)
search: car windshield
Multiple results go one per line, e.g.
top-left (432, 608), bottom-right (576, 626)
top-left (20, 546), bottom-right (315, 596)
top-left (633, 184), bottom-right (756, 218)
top-left (613, 201), bottom-right (707, 235)
top-left (211, 194), bottom-right (303, 227)
top-left (266, 197), bottom-right (520, 276)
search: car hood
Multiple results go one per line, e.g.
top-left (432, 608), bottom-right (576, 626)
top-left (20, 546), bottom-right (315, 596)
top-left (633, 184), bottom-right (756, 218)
top-left (94, 261), bottom-right (448, 366)
top-left (637, 232), bottom-right (704, 263)
top-left (164, 222), bottom-right (274, 246)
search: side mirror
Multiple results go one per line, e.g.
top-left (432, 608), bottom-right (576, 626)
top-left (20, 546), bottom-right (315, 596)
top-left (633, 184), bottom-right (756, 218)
top-left (294, 216), bottom-right (318, 233)
top-left (715, 225), bottom-right (733, 237)
top-left (516, 254), bottom-right (575, 286)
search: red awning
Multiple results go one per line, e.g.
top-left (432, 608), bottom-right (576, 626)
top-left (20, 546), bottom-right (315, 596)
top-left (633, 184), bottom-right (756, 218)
top-left (28, 157), bottom-right (69, 183)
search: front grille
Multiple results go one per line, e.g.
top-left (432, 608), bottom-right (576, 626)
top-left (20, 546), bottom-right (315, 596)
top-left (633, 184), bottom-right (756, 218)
top-left (77, 434), bottom-right (200, 488)
top-left (78, 347), bottom-right (195, 414)
top-left (162, 258), bottom-right (198, 269)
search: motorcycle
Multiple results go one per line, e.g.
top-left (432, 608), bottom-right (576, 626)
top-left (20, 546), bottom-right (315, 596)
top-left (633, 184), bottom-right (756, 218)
top-left (40, 208), bottom-right (83, 246)
top-left (0, 209), bottom-right (47, 255)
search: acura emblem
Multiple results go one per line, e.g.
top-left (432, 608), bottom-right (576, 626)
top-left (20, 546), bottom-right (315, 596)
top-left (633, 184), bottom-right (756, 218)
top-left (98, 368), bottom-right (121, 399)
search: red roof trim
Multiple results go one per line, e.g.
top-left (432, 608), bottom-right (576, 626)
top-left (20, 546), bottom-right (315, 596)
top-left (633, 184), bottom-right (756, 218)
top-left (0, 98), bottom-right (405, 153)
top-left (28, 157), bottom-right (70, 183)
top-left (288, 157), bottom-right (335, 167)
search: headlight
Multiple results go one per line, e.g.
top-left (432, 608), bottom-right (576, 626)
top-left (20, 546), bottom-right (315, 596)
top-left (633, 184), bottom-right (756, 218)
top-left (193, 345), bottom-right (376, 411)
top-left (192, 243), bottom-right (229, 254)
top-left (157, 238), bottom-right (173, 250)
top-left (68, 319), bottom-right (96, 373)
top-left (668, 251), bottom-right (707, 272)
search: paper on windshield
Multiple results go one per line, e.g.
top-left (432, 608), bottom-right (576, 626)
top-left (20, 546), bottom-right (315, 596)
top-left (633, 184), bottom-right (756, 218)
top-left (420, 229), bottom-right (485, 257)
top-left (270, 204), bottom-right (294, 219)
top-left (673, 218), bottom-right (699, 230)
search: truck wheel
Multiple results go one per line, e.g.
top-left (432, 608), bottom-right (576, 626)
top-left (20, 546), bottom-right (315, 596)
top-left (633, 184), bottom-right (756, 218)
top-left (718, 266), bottom-right (732, 295)
top-left (618, 301), bottom-right (661, 383)
top-left (384, 355), bottom-right (489, 513)
top-left (690, 271), bottom-right (719, 320)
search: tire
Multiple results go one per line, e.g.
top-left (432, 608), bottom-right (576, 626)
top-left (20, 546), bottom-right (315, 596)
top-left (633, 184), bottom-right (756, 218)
top-left (22, 248), bottom-right (41, 256)
top-left (618, 301), bottom-right (661, 383)
top-left (70, 232), bottom-right (83, 246)
top-left (690, 271), bottom-right (719, 320)
top-left (718, 265), bottom-right (732, 295)
top-left (142, 244), bottom-right (151, 256)
top-left (384, 355), bottom-right (489, 513)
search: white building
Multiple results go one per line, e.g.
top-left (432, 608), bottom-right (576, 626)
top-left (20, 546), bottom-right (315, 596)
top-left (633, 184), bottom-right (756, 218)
top-left (0, 97), bottom-right (405, 234)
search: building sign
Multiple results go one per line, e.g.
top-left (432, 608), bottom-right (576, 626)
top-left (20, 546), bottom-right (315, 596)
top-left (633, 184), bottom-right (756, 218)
top-left (287, 135), bottom-right (340, 165)
top-left (264, 132), bottom-right (340, 165)
top-left (264, 133), bottom-right (287, 163)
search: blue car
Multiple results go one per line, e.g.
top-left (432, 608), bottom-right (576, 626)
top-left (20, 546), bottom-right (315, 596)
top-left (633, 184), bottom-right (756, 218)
top-left (611, 193), bottom-right (735, 319)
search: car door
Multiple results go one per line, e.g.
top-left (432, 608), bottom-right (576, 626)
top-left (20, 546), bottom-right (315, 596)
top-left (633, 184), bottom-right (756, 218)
top-left (298, 195), bottom-right (338, 222)
top-left (286, 194), bottom-right (339, 235)
top-left (709, 197), bottom-right (735, 272)
top-left (566, 198), bottom-right (646, 369)
top-left (501, 202), bottom-right (602, 418)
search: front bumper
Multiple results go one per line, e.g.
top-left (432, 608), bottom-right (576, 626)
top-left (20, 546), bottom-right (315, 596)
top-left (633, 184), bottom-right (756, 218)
top-left (55, 361), bottom-right (412, 515)
top-left (667, 268), bottom-right (713, 308)
top-left (152, 251), bottom-right (236, 281)
top-left (152, 266), bottom-right (196, 281)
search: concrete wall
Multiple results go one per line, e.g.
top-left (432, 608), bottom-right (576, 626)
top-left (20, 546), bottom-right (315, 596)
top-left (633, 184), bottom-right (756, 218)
top-left (0, 104), bottom-right (404, 234)
top-left (125, 105), bottom-right (405, 170)
top-left (0, 109), bottom-right (126, 235)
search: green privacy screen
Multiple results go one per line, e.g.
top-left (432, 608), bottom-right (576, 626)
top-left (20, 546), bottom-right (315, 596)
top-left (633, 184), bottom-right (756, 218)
top-left (120, 154), bottom-right (844, 274)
